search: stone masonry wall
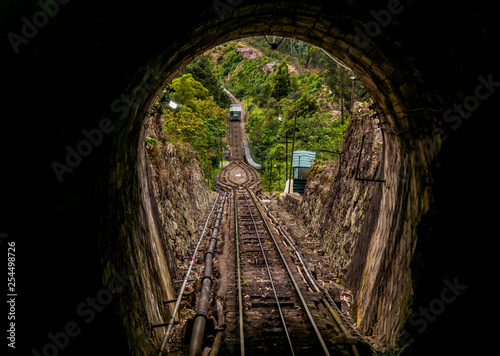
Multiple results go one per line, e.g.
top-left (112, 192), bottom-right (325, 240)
top-left (101, 111), bottom-right (210, 355)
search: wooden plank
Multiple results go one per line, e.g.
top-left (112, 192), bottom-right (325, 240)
top-left (251, 301), bottom-right (294, 308)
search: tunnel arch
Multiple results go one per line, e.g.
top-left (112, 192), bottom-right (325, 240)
top-left (138, 2), bottom-right (430, 134)
top-left (106, 1), bottom-right (478, 351)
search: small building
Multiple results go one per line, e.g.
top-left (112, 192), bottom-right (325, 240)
top-left (292, 150), bottom-right (316, 195)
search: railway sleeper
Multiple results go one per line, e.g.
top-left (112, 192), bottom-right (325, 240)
top-left (241, 236), bottom-right (270, 241)
top-left (250, 295), bottom-right (291, 301)
top-left (251, 301), bottom-right (295, 308)
top-left (242, 248), bottom-right (273, 254)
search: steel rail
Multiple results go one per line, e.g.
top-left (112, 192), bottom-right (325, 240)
top-left (247, 187), bottom-right (331, 356)
top-left (158, 191), bottom-right (221, 355)
top-left (259, 200), bottom-right (377, 355)
top-left (241, 189), bottom-right (296, 356)
top-left (261, 201), bottom-right (352, 338)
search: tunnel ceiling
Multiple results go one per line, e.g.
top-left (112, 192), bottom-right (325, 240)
top-left (2, 0), bottom-right (494, 153)
top-left (141, 1), bottom-right (493, 137)
top-left (95, 0), bottom-right (494, 150)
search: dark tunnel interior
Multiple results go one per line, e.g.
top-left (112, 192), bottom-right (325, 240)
top-left (1, 0), bottom-right (497, 355)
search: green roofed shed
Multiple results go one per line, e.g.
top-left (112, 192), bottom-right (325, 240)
top-left (292, 151), bottom-right (316, 169)
top-left (291, 151), bottom-right (316, 195)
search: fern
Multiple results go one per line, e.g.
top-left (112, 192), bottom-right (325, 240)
top-left (145, 137), bottom-right (160, 147)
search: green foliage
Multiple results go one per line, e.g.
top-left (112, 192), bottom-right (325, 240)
top-left (160, 74), bottom-right (228, 184)
top-left (145, 137), bottom-right (160, 147)
top-left (217, 44), bottom-right (244, 77)
top-left (175, 38), bottom-right (367, 191)
top-left (271, 61), bottom-right (292, 101)
top-left (170, 74), bottom-right (209, 111)
top-left (294, 92), bottom-right (320, 118)
top-left (182, 55), bottom-right (231, 108)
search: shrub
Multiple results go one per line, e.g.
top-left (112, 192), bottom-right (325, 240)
top-left (146, 137), bottom-right (160, 147)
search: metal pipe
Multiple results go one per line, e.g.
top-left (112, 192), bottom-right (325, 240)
top-left (189, 316), bottom-right (207, 355)
top-left (188, 193), bottom-right (227, 356)
top-left (158, 192), bottom-right (221, 355)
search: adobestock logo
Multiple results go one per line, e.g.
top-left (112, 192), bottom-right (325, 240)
top-left (397, 277), bottom-right (467, 348)
top-left (213, 0), bottom-right (243, 20)
top-left (30, 267), bottom-right (130, 356)
top-left (441, 73), bottom-right (500, 132)
top-left (353, 0), bottom-right (406, 49)
top-left (7, 0), bottom-right (72, 54)
top-left (51, 122), bottom-right (116, 183)
top-left (398, 73), bottom-right (498, 181)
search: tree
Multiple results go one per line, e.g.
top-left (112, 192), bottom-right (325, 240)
top-left (304, 46), bottom-right (319, 68)
top-left (162, 74), bottom-right (228, 173)
top-left (170, 74), bottom-right (209, 111)
top-left (184, 55), bottom-right (231, 108)
top-left (294, 92), bottom-right (319, 118)
top-left (271, 61), bottom-right (292, 101)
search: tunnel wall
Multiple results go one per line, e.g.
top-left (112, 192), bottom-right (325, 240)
top-left (1, 0), bottom-right (495, 355)
top-left (99, 112), bottom-right (211, 354)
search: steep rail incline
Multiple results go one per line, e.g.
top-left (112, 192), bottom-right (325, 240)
top-left (207, 119), bottom-right (374, 355)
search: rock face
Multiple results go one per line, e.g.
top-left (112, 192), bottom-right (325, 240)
top-left (101, 111), bottom-right (210, 355)
top-left (282, 107), bottom-right (384, 277)
top-left (279, 105), bottom-right (419, 349)
top-left (145, 112), bottom-right (211, 260)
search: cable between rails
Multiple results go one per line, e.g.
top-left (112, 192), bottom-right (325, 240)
top-left (241, 189), bottom-right (296, 356)
top-left (259, 200), bottom-right (378, 356)
top-left (247, 188), bottom-right (331, 356)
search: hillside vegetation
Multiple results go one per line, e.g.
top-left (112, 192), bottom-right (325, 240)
top-left (209, 37), bottom-right (368, 191)
top-left (153, 56), bottom-right (231, 183)
top-left (154, 37), bottom-right (368, 191)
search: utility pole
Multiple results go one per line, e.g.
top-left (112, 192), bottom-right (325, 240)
top-left (269, 156), bottom-right (273, 192)
top-left (320, 48), bottom-right (353, 125)
top-left (276, 164), bottom-right (281, 190)
top-left (277, 117), bottom-right (291, 194)
top-left (285, 137), bottom-right (288, 189)
top-left (288, 108), bottom-right (298, 194)
top-left (279, 134), bottom-right (291, 192)
top-left (349, 76), bottom-right (356, 120)
top-left (340, 67), bottom-right (344, 125)
top-left (219, 129), bottom-right (223, 168)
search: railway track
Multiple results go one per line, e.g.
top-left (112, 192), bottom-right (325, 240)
top-left (207, 119), bottom-right (374, 355)
top-left (213, 120), bottom-right (261, 193)
top-left (228, 185), bottom-right (332, 355)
